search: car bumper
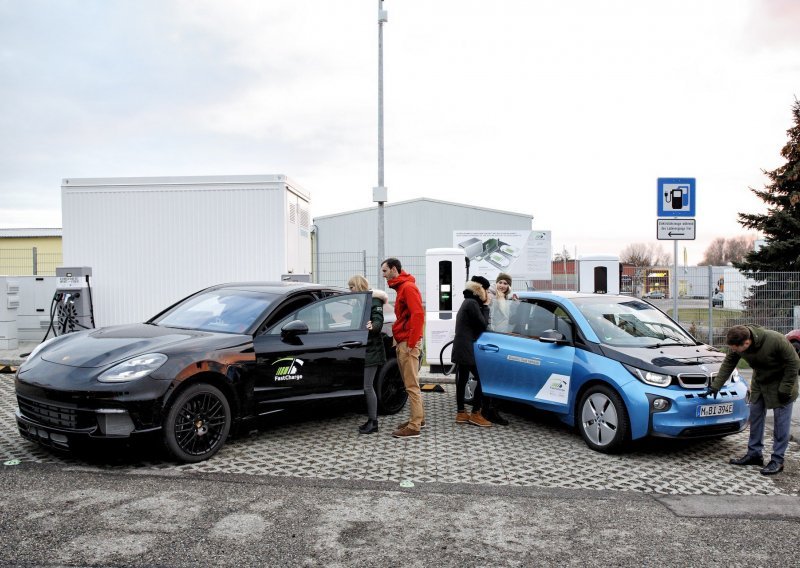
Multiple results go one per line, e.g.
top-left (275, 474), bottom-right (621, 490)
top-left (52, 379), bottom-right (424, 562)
top-left (638, 382), bottom-right (750, 439)
top-left (14, 365), bottom-right (171, 450)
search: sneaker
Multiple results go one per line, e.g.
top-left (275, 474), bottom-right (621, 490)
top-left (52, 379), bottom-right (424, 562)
top-left (468, 412), bottom-right (493, 428)
top-left (396, 419), bottom-right (426, 430)
top-left (455, 410), bottom-right (470, 424)
top-left (392, 426), bottom-right (421, 438)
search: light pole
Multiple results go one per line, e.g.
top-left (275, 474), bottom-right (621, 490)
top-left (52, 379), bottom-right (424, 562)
top-left (373, 0), bottom-right (388, 287)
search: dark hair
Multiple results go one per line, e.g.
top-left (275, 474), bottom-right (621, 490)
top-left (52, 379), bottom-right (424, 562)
top-left (382, 257), bottom-right (402, 271)
top-left (726, 325), bottom-right (751, 346)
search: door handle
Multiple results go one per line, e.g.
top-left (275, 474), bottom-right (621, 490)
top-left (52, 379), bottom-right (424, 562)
top-left (338, 341), bottom-right (363, 349)
top-left (479, 344), bottom-right (499, 352)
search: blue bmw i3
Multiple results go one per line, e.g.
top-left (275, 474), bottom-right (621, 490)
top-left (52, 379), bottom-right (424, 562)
top-left (475, 291), bottom-right (749, 453)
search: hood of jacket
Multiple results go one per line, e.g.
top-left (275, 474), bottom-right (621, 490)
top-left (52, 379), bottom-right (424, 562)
top-left (372, 289), bottom-right (389, 304)
top-left (387, 271), bottom-right (416, 290)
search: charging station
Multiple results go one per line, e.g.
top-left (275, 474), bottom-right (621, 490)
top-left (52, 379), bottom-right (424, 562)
top-left (46, 267), bottom-right (95, 338)
top-left (424, 248), bottom-right (468, 373)
top-left (578, 256), bottom-right (620, 295)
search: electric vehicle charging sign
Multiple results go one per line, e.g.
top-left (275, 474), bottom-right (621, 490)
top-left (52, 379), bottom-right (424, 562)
top-left (657, 178), bottom-right (695, 217)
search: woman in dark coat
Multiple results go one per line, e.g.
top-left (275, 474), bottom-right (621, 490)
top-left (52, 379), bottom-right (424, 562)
top-left (452, 278), bottom-right (492, 427)
top-left (348, 275), bottom-right (388, 434)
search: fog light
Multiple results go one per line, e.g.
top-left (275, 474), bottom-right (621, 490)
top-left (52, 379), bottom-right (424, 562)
top-left (652, 398), bottom-right (669, 411)
top-left (96, 410), bottom-right (135, 436)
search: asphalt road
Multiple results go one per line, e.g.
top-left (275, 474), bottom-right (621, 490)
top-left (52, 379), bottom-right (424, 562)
top-left (1, 369), bottom-right (799, 567)
top-left (1, 463), bottom-right (799, 567)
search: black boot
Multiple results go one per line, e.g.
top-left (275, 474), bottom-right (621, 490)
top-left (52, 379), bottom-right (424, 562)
top-left (358, 419), bottom-right (379, 434)
top-left (483, 400), bottom-right (509, 425)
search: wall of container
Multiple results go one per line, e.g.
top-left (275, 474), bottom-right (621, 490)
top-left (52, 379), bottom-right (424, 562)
top-left (62, 175), bottom-right (311, 327)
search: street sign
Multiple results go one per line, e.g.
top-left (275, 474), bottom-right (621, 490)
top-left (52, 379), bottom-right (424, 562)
top-left (657, 178), bottom-right (695, 217)
top-left (657, 219), bottom-right (696, 240)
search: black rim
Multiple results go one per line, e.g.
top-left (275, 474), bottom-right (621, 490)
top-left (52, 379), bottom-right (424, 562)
top-left (380, 367), bottom-right (407, 412)
top-left (173, 392), bottom-right (228, 456)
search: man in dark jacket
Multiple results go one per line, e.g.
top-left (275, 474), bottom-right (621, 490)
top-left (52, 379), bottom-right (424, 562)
top-left (705, 324), bottom-right (799, 475)
top-left (381, 258), bottom-right (426, 438)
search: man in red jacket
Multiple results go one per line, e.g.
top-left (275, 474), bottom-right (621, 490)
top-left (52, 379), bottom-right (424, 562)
top-left (381, 257), bottom-right (426, 438)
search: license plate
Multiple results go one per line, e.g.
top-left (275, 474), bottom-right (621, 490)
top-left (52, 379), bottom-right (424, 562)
top-left (697, 402), bottom-right (733, 417)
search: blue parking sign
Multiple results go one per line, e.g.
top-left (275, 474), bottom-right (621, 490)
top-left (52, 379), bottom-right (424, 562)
top-left (657, 178), bottom-right (695, 217)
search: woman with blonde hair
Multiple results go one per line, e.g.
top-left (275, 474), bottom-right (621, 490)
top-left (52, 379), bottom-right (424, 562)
top-left (348, 275), bottom-right (388, 434)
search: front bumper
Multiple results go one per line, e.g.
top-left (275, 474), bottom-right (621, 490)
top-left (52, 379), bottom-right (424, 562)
top-left (644, 381), bottom-right (750, 439)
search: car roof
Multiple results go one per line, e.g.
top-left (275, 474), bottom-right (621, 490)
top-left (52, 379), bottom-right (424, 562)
top-left (203, 282), bottom-right (347, 295)
top-left (515, 290), bottom-right (635, 303)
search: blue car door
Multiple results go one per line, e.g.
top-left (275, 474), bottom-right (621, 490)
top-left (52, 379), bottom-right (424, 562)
top-left (476, 299), bottom-right (576, 414)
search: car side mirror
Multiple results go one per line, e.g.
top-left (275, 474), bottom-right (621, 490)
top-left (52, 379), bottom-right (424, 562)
top-left (539, 329), bottom-right (566, 344)
top-left (281, 320), bottom-right (309, 340)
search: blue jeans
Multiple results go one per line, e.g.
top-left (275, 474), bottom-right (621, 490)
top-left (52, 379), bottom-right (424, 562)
top-left (746, 397), bottom-right (795, 465)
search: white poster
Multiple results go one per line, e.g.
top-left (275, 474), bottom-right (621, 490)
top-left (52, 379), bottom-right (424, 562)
top-left (534, 373), bottom-right (571, 404)
top-left (453, 230), bottom-right (552, 282)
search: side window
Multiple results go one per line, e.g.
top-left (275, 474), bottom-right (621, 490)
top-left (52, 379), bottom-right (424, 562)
top-left (267, 294), bottom-right (367, 335)
top-left (257, 295), bottom-right (315, 335)
top-left (512, 301), bottom-right (573, 340)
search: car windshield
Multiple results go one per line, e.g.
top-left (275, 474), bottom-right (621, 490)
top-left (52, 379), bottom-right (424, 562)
top-left (572, 297), bottom-right (695, 347)
top-left (152, 289), bottom-right (277, 334)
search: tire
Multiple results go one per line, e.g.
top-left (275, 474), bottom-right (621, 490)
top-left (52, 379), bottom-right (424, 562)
top-left (463, 371), bottom-right (478, 406)
top-left (792, 340), bottom-right (800, 358)
top-left (375, 358), bottom-right (408, 415)
top-left (577, 385), bottom-right (629, 453)
top-left (163, 383), bottom-right (231, 463)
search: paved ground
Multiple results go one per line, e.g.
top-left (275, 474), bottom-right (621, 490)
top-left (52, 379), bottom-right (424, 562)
top-left (3, 339), bottom-right (800, 566)
top-left (2, 372), bottom-right (799, 496)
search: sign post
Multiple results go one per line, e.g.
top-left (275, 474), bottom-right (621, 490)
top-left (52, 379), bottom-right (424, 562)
top-left (657, 178), bottom-right (696, 318)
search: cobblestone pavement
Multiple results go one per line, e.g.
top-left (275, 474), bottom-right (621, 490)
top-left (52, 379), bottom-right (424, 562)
top-left (2, 374), bottom-right (798, 496)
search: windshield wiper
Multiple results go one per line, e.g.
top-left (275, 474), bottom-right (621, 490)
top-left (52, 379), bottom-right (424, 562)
top-left (647, 341), bottom-right (696, 348)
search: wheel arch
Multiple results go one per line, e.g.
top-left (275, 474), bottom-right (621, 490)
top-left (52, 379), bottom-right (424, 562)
top-left (571, 377), bottom-right (639, 440)
top-left (162, 371), bottom-right (241, 423)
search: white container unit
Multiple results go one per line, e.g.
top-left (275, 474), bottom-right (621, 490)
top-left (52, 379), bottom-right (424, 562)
top-left (62, 175), bottom-right (312, 327)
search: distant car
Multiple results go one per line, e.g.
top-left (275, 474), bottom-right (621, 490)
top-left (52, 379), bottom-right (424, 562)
top-left (475, 292), bottom-right (750, 453)
top-left (643, 290), bottom-right (665, 299)
top-left (15, 282), bottom-right (408, 463)
top-left (787, 329), bottom-right (800, 356)
top-left (712, 292), bottom-right (724, 307)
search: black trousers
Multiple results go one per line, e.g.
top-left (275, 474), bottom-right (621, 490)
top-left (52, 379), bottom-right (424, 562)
top-left (456, 363), bottom-right (483, 412)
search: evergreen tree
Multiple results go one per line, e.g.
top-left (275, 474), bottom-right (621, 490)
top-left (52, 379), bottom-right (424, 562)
top-left (735, 98), bottom-right (800, 272)
top-left (733, 99), bottom-right (800, 332)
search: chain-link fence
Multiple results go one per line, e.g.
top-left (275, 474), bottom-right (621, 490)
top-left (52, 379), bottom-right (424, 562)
top-left (0, 248), bottom-right (62, 275)
top-left (314, 253), bottom-right (800, 348)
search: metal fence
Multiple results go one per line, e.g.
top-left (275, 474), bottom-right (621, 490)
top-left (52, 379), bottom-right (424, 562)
top-left (0, 248), bottom-right (62, 276)
top-left (314, 252), bottom-right (800, 348)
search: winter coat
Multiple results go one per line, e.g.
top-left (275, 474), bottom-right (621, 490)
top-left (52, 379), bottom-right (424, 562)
top-left (451, 281), bottom-right (490, 366)
top-left (711, 324), bottom-right (799, 409)
top-left (366, 290), bottom-right (388, 367)
top-left (387, 271), bottom-right (425, 348)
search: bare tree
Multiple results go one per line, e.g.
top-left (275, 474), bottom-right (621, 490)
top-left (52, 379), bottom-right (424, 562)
top-left (699, 235), bottom-right (757, 265)
top-left (620, 243), bottom-right (671, 267)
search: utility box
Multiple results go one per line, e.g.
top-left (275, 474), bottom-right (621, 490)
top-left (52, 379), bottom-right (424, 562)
top-left (579, 256), bottom-right (620, 295)
top-left (14, 276), bottom-right (57, 341)
top-left (61, 175), bottom-right (312, 327)
top-left (424, 248), bottom-right (468, 373)
top-left (0, 277), bottom-right (20, 349)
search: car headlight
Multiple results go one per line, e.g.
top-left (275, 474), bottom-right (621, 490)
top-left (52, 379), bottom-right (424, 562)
top-left (97, 353), bottom-right (168, 382)
top-left (623, 363), bottom-right (673, 387)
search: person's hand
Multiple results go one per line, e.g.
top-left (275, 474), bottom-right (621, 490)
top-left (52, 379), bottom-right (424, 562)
top-left (778, 392), bottom-right (791, 405)
top-left (366, 320), bottom-right (373, 331)
top-left (699, 386), bottom-right (719, 399)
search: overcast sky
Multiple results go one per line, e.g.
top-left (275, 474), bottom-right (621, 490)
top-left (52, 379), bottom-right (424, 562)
top-left (1, 0), bottom-right (798, 264)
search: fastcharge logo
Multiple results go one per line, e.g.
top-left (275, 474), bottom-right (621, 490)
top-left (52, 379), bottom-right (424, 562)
top-left (273, 357), bottom-right (304, 381)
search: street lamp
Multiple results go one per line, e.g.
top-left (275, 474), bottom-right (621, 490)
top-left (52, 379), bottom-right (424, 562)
top-left (373, 0), bottom-right (388, 287)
